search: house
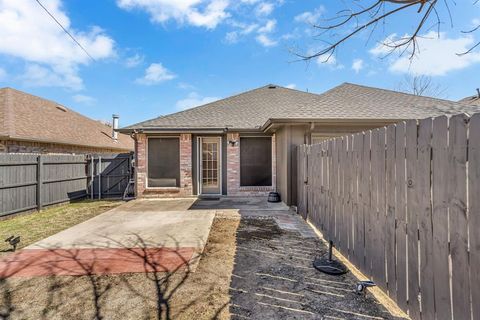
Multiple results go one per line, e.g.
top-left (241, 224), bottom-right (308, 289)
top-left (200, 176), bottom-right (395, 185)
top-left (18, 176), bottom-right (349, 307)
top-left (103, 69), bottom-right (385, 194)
top-left (459, 88), bottom-right (480, 106)
top-left (119, 83), bottom-right (479, 205)
top-left (0, 87), bottom-right (133, 154)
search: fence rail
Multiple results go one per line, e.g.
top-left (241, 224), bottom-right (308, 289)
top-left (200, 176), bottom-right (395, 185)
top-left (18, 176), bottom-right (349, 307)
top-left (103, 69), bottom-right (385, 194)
top-left (0, 153), bottom-right (132, 217)
top-left (297, 113), bottom-right (480, 320)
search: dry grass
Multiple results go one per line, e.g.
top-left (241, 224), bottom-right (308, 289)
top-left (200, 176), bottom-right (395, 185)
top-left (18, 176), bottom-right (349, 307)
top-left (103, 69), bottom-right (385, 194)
top-left (0, 200), bottom-right (121, 254)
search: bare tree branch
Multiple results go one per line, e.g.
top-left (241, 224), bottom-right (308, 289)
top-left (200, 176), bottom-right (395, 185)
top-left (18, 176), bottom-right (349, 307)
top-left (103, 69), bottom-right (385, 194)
top-left (294, 0), bottom-right (479, 62)
top-left (396, 75), bottom-right (448, 98)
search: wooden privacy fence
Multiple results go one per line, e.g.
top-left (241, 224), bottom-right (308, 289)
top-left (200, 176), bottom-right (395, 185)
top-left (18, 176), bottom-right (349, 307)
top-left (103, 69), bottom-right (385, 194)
top-left (0, 153), bottom-right (133, 217)
top-left (0, 154), bottom-right (87, 217)
top-left (297, 113), bottom-right (480, 320)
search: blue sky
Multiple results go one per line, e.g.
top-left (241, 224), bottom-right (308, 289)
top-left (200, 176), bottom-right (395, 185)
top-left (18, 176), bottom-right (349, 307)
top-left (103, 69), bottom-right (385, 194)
top-left (0, 0), bottom-right (479, 127)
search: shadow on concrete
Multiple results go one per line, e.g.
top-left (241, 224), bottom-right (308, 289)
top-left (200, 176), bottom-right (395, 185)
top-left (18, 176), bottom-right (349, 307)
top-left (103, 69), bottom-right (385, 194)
top-left (0, 234), bottom-right (208, 320)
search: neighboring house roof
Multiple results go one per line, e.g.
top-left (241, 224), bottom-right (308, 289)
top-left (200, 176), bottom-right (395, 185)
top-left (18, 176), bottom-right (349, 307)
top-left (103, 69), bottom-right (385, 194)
top-left (122, 83), bottom-right (480, 132)
top-left (0, 87), bottom-right (133, 151)
top-left (458, 93), bottom-right (480, 107)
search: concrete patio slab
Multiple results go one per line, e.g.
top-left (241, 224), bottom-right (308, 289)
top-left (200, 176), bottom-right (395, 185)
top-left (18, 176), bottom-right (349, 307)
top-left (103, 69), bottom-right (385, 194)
top-left (27, 204), bottom-right (215, 250)
top-left (1, 199), bottom-right (215, 277)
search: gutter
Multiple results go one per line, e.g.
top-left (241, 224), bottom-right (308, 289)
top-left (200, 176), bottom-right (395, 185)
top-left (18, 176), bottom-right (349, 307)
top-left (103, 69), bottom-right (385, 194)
top-left (260, 118), bottom-right (406, 132)
top-left (117, 127), bottom-right (264, 134)
top-left (119, 118), bottom-right (405, 135)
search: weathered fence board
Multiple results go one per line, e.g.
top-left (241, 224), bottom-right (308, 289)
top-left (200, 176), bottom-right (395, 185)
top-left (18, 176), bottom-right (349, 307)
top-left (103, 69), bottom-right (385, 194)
top-left (297, 113), bottom-right (480, 320)
top-left (417, 118), bottom-right (434, 320)
top-left (395, 122), bottom-right (408, 312)
top-left (353, 133), bottom-right (364, 268)
top-left (405, 119), bottom-right (420, 319)
top-left (469, 113), bottom-right (480, 320)
top-left (431, 115), bottom-right (451, 320)
top-left (385, 125), bottom-right (396, 300)
top-left (449, 114), bottom-right (470, 320)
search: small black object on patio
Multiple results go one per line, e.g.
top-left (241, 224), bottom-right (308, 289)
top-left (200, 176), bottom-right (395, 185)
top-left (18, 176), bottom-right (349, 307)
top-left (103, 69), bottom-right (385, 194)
top-left (313, 240), bottom-right (348, 276)
top-left (267, 192), bottom-right (281, 203)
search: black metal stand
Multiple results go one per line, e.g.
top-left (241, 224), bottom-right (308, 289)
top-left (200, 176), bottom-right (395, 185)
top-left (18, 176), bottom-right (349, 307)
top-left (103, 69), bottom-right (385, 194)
top-left (313, 241), bottom-right (348, 275)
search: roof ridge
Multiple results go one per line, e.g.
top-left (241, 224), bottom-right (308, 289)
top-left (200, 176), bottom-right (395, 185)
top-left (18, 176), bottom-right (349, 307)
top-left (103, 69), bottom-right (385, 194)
top-left (3, 87), bottom-right (120, 130)
top-left (341, 82), bottom-right (459, 104)
top-left (125, 84), bottom-right (285, 128)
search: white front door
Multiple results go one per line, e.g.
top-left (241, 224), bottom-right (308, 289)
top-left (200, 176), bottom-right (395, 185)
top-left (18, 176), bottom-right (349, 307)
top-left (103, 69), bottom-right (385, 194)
top-left (199, 137), bottom-right (222, 195)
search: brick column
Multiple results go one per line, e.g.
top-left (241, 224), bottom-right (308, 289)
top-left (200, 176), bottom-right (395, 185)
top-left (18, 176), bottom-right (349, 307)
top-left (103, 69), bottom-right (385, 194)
top-left (227, 132), bottom-right (240, 195)
top-left (179, 133), bottom-right (193, 196)
top-left (135, 133), bottom-right (147, 197)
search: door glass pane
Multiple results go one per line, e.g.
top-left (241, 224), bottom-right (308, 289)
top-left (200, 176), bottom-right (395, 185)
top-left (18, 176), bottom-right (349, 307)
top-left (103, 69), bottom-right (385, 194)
top-left (201, 140), bottom-right (220, 191)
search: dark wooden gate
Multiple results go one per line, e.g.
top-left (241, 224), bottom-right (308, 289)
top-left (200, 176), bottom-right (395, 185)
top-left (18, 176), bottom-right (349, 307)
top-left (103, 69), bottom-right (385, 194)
top-left (87, 153), bottom-right (133, 199)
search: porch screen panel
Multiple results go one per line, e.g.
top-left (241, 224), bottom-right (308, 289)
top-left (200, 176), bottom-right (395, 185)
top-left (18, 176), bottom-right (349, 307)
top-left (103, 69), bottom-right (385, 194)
top-left (240, 137), bottom-right (272, 186)
top-left (148, 138), bottom-right (180, 187)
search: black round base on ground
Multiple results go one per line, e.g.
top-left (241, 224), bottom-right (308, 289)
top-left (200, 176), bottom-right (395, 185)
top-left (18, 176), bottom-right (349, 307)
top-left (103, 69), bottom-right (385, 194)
top-left (313, 256), bottom-right (349, 275)
top-left (267, 192), bottom-right (281, 203)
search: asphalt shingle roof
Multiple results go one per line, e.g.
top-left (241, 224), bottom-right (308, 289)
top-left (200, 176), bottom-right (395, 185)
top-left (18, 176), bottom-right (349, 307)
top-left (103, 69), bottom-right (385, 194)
top-left (459, 94), bottom-right (480, 107)
top-left (0, 87), bottom-right (134, 151)
top-left (123, 83), bottom-right (480, 131)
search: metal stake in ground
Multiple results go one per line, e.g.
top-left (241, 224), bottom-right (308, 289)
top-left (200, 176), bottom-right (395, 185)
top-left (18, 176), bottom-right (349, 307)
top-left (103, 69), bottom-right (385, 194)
top-left (313, 240), bottom-right (348, 275)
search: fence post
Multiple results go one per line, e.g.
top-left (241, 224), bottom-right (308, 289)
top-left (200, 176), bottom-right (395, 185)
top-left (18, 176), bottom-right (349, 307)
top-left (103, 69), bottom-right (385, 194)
top-left (98, 156), bottom-right (102, 199)
top-left (90, 156), bottom-right (94, 199)
top-left (37, 155), bottom-right (43, 211)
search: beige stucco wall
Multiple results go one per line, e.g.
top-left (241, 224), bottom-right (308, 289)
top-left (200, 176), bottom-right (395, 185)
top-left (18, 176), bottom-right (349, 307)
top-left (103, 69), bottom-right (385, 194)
top-left (275, 125), bottom-right (307, 206)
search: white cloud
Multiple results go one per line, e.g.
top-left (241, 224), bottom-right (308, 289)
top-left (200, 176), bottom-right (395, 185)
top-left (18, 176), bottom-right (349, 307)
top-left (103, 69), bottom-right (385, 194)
top-left (0, 1), bottom-right (115, 90)
top-left (258, 19), bottom-right (276, 33)
top-left (136, 63), bottom-right (176, 85)
top-left (371, 32), bottom-right (480, 76)
top-left (316, 54), bottom-right (344, 70)
top-left (125, 53), bottom-right (144, 68)
top-left (117, 0), bottom-right (230, 29)
top-left (352, 59), bottom-right (364, 73)
top-left (73, 94), bottom-right (96, 105)
top-left (255, 2), bottom-right (274, 16)
top-left (225, 31), bottom-right (239, 43)
top-left (20, 64), bottom-right (83, 90)
top-left (255, 19), bottom-right (277, 46)
top-left (285, 83), bottom-right (296, 89)
top-left (256, 34), bottom-right (277, 47)
top-left (0, 67), bottom-right (6, 81)
top-left (176, 92), bottom-right (220, 110)
top-left (178, 82), bottom-right (196, 90)
top-left (294, 6), bottom-right (325, 24)
top-left (224, 20), bottom-right (258, 43)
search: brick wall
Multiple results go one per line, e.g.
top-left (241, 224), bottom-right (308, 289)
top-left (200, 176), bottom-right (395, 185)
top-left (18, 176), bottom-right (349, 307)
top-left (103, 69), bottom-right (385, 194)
top-left (226, 133), bottom-right (276, 197)
top-left (135, 133), bottom-right (193, 198)
top-left (0, 139), bottom-right (131, 154)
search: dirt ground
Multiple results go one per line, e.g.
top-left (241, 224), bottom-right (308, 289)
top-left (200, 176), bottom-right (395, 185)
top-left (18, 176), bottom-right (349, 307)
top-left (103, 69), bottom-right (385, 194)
top-left (229, 217), bottom-right (398, 320)
top-left (1, 208), bottom-right (402, 319)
